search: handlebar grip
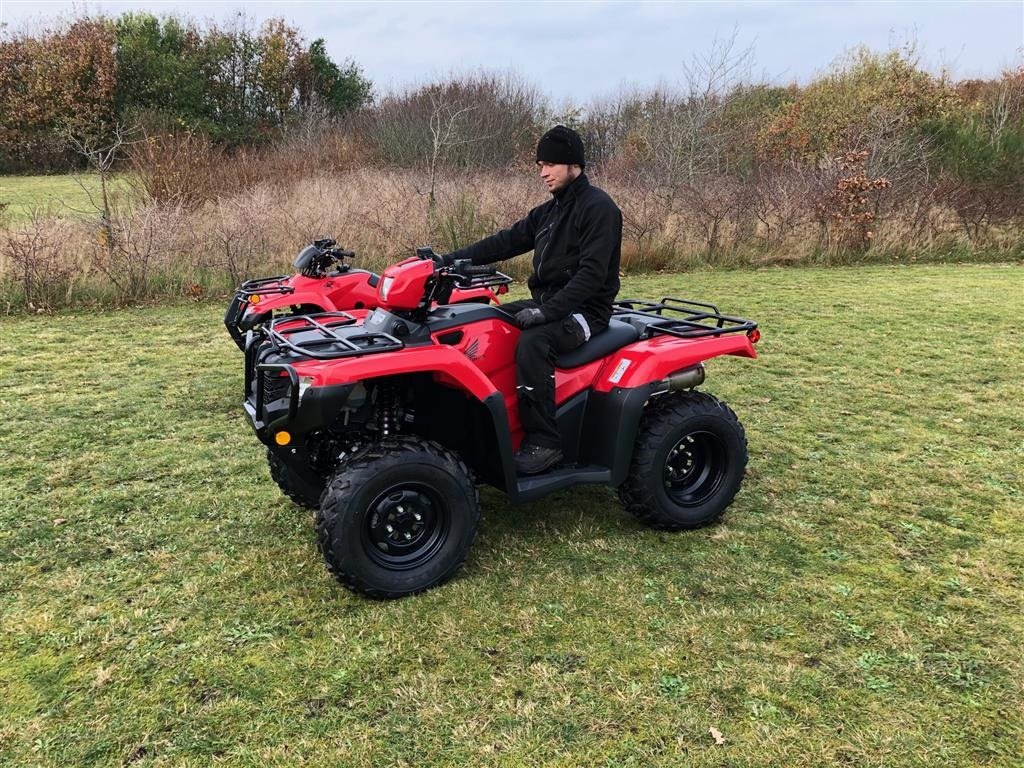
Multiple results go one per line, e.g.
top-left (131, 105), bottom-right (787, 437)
top-left (457, 262), bottom-right (497, 276)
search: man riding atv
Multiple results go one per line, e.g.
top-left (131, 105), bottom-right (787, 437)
top-left (440, 125), bottom-right (622, 475)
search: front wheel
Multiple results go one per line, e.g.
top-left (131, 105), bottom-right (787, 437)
top-left (267, 449), bottom-right (323, 510)
top-left (316, 437), bottom-right (480, 599)
top-left (618, 391), bottom-right (748, 530)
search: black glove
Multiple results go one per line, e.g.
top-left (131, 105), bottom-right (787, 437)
top-left (431, 252), bottom-right (455, 267)
top-left (515, 307), bottom-right (547, 329)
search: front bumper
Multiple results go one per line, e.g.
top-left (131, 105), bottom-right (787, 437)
top-left (243, 354), bottom-right (355, 444)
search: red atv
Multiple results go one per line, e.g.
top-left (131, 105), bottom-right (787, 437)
top-left (242, 254), bottom-right (760, 598)
top-left (224, 240), bottom-right (506, 349)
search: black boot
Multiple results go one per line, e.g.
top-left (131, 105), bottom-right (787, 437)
top-left (514, 443), bottom-right (563, 475)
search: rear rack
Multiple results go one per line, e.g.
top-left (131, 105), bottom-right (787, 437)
top-left (612, 297), bottom-right (758, 340)
top-left (263, 311), bottom-right (405, 360)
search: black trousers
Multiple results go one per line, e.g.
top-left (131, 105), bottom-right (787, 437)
top-left (502, 299), bottom-right (588, 449)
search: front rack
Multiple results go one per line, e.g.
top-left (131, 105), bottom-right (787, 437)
top-left (238, 275), bottom-right (295, 296)
top-left (613, 297), bottom-right (758, 340)
top-left (263, 311), bottom-right (405, 360)
top-left (225, 276), bottom-right (297, 349)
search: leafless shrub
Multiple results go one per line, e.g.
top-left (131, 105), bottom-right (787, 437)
top-left (358, 71), bottom-right (543, 171)
top-left (748, 166), bottom-right (814, 247)
top-left (127, 121), bottom-right (367, 209)
top-left (205, 186), bottom-right (277, 286)
top-left (0, 207), bottom-right (78, 310)
top-left (88, 202), bottom-right (188, 302)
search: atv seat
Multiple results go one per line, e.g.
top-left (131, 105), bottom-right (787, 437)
top-left (556, 319), bottom-right (640, 369)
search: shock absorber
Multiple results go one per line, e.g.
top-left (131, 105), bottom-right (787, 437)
top-left (376, 383), bottom-right (399, 437)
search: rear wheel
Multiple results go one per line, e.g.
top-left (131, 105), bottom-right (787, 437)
top-left (316, 437), bottom-right (479, 599)
top-left (618, 391), bottom-right (748, 530)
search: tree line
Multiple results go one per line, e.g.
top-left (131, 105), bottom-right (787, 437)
top-left (0, 13), bottom-right (372, 172)
top-left (1, 17), bottom-right (1022, 312)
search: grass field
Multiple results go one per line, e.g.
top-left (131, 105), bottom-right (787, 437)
top-left (0, 265), bottom-right (1021, 766)
top-left (0, 174), bottom-right (133, 223)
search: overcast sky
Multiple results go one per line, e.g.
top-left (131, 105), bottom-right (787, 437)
top-left (1, 1), bottom-right (1022, 102)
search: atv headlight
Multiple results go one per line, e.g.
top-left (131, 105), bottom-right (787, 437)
top-left (297, 376), bottom-right (315, 403)
top-left (380, 276), bottom-right (394, 300)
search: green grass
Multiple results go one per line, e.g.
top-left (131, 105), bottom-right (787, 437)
top-left (1, 264), bottom-right (1022, 766)
top-left (0, 174), bottom-right (133, 223)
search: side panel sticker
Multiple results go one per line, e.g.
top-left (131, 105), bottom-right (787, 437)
top-left (609, 359), bottom-right (631, 384)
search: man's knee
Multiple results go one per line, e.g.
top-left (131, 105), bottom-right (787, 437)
top-left (516, 326), bottom-right (551, 366)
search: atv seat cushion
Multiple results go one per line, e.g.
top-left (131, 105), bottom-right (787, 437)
top-left (556, 319), bottom-right (640, 369)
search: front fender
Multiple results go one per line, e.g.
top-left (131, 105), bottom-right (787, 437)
top-left (292, 346), bottom-right (498, 402)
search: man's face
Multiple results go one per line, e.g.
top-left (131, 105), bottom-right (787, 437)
top-left (538, 161), bottom-right (579, 193)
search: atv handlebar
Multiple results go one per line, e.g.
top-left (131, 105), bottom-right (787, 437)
top-left (295, 239), bottom-right (356, 276)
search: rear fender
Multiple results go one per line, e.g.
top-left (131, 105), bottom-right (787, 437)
top-left (593, 334), bottom-right (756, 393)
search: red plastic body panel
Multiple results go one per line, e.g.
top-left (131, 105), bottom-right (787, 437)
top-left (242, 266), bottom-right (499, 325)
top-left (290, 346), bottom-right (498, 402)
top-left (592, 334), bottom-right (757, 393)
top-left (287, 318), bottom-right (757, 450)
top-left (378, 258), bottom-right (434, 310)
top-left (247, 272), bottom-right (380, 317)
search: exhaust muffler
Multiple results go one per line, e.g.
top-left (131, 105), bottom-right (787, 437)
top-left (664, 364), bottom-right (705, 391)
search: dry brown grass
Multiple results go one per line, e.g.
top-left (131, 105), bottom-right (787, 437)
top-left (1, 168), bottom-right (1021, 310)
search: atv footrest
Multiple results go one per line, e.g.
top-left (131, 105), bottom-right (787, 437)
top-left (613, 297), bottom-right (757, 340)
top-left (514, 465), bottom-right (612, 503)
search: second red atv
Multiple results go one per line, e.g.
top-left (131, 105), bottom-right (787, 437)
top-left (242, 253), bottom-right (760, 599)
top-left (224, 240), bottom-right (507, 349)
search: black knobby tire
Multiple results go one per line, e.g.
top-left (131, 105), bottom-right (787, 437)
top-left (316, 437), bottom-right (480, 599)
top-left (618, 391), bottom-right (748, 531)
top-left (267, 449), bottom-right (323, 510)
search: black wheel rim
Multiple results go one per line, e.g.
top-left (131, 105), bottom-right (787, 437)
top-left (362, 484), bottom-right (450, 570)
top-left (663, 430), bottom-right (728, 507)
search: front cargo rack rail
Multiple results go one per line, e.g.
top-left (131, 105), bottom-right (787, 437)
top-left (262, 311), bottom-right (405, 360)
top-left (613, 297), bottom-right (758, 340)
top-left (237, 274), bottom-right (295, 296)
top-left (224, 275), bottom-right (297, 348)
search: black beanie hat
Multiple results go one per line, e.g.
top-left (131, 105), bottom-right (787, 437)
top-left (536, 125), bottom-right (585, 169)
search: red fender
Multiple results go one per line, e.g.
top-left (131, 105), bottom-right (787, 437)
top-left (593, 334), bottom-right (757, 393)
top-left (289, 346), bottom-right (499, 402)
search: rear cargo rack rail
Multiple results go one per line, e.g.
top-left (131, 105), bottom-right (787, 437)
top-left (263, 311), bottom-right (405, 360)
top-left (613, 297), bottom-right (758, 340)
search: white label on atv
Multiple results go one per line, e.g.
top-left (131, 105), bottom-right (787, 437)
top-left (609, 359), bottom-right (631, 384)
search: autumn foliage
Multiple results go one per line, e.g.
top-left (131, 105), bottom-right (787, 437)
top-left (1, 24), bottom-right (1022, 310)
top-left (0, 13), bottom-right (371, 172)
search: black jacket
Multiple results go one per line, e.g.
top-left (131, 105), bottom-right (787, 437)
top-left (448, 173), bottom-right (622, 330)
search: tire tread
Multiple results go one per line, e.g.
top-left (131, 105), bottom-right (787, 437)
top-left (316, 436), bottom-right (479, 599)
top-left (618, 391), bottom-right (748, 531)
